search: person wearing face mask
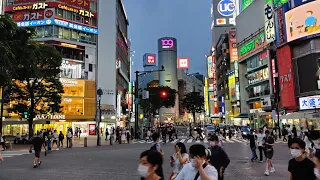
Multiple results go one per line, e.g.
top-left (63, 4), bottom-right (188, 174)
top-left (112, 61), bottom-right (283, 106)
top-left (288, 138), bottom-right (315, 180)
top-left (170, 142), bottom-right (189, 180)
top-left (312, 149), bottom-right (320, 180)
top-left (175, 144), bottom-right (218, 180)
top-left (138, 150), bottom-right (164, 180)
top-left (208, 135), bottom-right (230, 180)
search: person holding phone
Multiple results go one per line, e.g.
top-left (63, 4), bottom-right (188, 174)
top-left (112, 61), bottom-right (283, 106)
top-left (170, 142), bottom-right (189, 180)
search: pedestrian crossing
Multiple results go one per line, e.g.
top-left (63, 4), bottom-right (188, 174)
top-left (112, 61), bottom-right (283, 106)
top-left (133, 138), bottom-right (288, 145)
top-left (1, 149), bottom-right (59, 159)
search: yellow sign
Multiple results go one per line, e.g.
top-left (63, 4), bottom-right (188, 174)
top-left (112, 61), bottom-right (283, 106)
top-left (13, 2), bottom-right (48, 11)
top-left (57, 4), bottom-right (94, 18)
top-left (228, 75), bottom-right (236, 102)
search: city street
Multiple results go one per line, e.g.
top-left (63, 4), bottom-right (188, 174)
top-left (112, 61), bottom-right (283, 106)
top-left (0, 138), bottom-right (291, 180)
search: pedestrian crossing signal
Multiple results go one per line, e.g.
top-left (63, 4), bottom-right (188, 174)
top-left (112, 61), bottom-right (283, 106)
top-left (24, 112), bottom-right (28, 119)
top-left (160, 91), bottom-right (168, 98)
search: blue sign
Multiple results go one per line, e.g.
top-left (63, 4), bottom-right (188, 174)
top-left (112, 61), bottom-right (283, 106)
top-left (221, 96), bottom-right (225, 115)
top-left (16, 19), bottom-right (98, 35)
top-left (299, 95), bottom-right (320, 110)
top-left (293, 0), bottom-right (314, 8)
top-left (217, 0), bottom-right (236, 17)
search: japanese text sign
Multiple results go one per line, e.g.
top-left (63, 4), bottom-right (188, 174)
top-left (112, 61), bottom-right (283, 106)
top-left (60, 0), bottom-right (90, 10)
top-left (177, 57), bottom-right (190, 69)
top-left (143, 53), bottom-right (156, 66)
top-left (299, 95), bottom-right (320, 110)
top-left (238, 31), bottom-right (265, 60)
top-left (285, 1), bottom-right (320, 43)
top-left (16, 18), bottom-right (98, 34)
top-left (228, 30), bottom-right (238, 62)
top-left (264, 2), bottom-right (276, 44)
top-left (207, 56), bottom-right (214, 78)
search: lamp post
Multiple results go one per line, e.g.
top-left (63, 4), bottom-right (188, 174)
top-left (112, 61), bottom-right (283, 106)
top-left (97, 88), bottom-right (103, 146)
top-left (134, 66), bottom-right (165, 139)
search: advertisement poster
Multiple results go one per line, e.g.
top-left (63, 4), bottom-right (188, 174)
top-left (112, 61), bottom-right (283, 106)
top-left (228, 30), bottom-right (238, 62)
top-left (247, 68), bottom-right (269, 84)
top-left (207, 56), bottom-right (213, 78)
top-left (89, 124), bottom-right (96, 135)
top-left (285, 1), bottom-right (320, 42)
top-left (143, 53), bottom-right (156, 66)
top-left (264, 1), bottom-right (276, 44)
top-left (177, 57), bottom-right (190, 69)
top-left (228, 75), bottom-right (236, 101)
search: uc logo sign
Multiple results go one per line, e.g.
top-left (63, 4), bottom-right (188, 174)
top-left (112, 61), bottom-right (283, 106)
top-left (217, 0), bottom-right (235, 17)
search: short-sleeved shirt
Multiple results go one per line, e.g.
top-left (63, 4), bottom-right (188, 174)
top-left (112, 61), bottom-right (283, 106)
top-left (256, 134), bottom-right (265, 147)
top-left (264, 136), bottom-right (274, 150)
top-left (175, 162), bottom-right (218, 180)
top-left (249, 134), bottom-right (256, 147)
top-left (288, 158), bottom-right (315, 180)
top-left (151, 142), bottom-right (161, 152)
top-left (32, 137), bottom-right (45, 152)
top-left (173, 153), bottom-right (189, 173)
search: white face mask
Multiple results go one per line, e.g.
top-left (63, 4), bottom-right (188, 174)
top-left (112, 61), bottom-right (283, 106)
top-left (290, 149), bottom-right (302, 158)
top-left (137, 164), bottom-right (150, 178)
top-left (314, 168), bottom-right (320, 179)
top-left (190, 159), bottom-right (197, 167)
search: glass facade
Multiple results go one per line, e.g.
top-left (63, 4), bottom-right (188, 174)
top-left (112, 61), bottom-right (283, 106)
top-left (248, 82), bottom-right (270, 98)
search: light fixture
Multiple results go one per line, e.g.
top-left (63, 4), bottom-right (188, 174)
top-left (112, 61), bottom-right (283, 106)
top-left (60, 43), bottom-right (77, 49)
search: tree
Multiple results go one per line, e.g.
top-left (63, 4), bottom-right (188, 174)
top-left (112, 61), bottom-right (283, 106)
top-left (181, 92), bottom-right (205, 123)
top-left (139, 86), bottom-right (177, 117)
top-left (4, 29), bottom-right (64, 138)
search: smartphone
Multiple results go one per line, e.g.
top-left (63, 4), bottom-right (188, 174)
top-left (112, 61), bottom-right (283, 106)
top-left (170, 156), bottom-right (174, 161)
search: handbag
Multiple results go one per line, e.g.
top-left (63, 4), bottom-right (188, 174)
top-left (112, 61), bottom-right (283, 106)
top-left (194, 163), bottom-right (208, 180)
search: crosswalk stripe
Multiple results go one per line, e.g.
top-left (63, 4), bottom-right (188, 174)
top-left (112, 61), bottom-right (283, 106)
top-left (171, 139), bottom-right (179, 144)
top-left (226, 139), bottom-right (235, 143)
top-left (232, 139), bottom-right (243, 143)
top-left (146, 141), bottom-right (152, 143)
top-left (180, 139), bottom-right (186, 143)
top-left (187, 139), bottom-right (193, 143)
top-left (195, 140), bottom-right (200, 143)
top-left (139, 140), bottom-right (146, 143)
top-left (203, 139), bottom-right (208, 143)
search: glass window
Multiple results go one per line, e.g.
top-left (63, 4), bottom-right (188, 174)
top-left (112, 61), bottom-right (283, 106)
top-left (248, 83), bottom-right (270, 98)
top-left (44, 26), bottom-right (53, 37)
top-left (92, 18), bottom-right (97, 26)
top-left (61, 98), bottom-right (84, 115)
top-left (247, 68), bottom-right (269, 85)
top-left (58, 27), bottom-right (63, 39)
top-left (56, 9), bottom-right (63, 18)
top-left (84, 17), bottom-right (90, 25)
top-left (35, 26), bottom-right (44, 38)
top-left (62, 80), bottom-right (85, 97)
top-left (63, 28), bottom-right (71, 40)
top-left (90, 1), bottom-right (97, 12)
top-left (72, 31), bottom-right (79, 41)
top-left (66, 11), bottom-right (72, 21)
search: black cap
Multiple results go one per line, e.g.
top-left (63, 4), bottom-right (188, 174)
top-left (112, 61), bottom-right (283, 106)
top-left (208, 134), bottom-right (219, 141)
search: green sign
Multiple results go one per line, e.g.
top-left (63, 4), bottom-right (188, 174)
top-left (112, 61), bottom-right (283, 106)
top-left (266, 0), bottom-right (288, 6)
top-left (239, 32), bottom-right (265, 57)
top-left (242, 0), bottom-right (255, 10)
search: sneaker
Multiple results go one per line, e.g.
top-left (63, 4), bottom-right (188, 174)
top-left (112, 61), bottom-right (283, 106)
top-left (33, 165), bottom-right (38, 168)
top-left (38, 161), bottom-right (42, 166)
top-left (259, 161), bottom-right (263, 163)
top-left (270, 167), bottom-right (275, 173)
top-left (56, 148), bottom-right (59, 151)
top-left (264, 170), bottom-right (269, 176)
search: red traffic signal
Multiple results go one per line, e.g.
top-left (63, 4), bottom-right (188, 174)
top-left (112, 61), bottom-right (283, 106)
top-left (160, 90), bottom-right (168, 98)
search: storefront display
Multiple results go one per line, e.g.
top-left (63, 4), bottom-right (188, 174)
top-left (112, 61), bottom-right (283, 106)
top-left (247, 68), bottom-right (269, 84)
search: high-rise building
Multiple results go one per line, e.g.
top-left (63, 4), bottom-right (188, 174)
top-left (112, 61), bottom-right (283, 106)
top-left (2, 0), bottom-right (130, 135)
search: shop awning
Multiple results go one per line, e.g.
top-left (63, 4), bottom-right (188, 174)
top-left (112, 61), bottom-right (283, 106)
top-left (235, 113), bottom-right (249, 118)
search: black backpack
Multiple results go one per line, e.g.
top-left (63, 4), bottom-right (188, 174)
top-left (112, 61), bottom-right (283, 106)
top-left (150, 144), bottom-right (157, 151)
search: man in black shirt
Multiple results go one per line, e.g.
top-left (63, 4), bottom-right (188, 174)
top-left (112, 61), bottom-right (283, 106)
top-left (288, 138), bottom-right (315, 180)
top-left (248, 129), bottom-right (258, 162)
top-left (29, 132), bottom-right (46, 168)
top-left (208, 134), bottom-right (230, 180)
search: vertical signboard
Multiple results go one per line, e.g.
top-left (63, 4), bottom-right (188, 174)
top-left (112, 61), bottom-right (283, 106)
top-left (228, 29), bottom-right (238, 62)
top-left (205, 78), bottom-right (209, 116)
top-left (264, 1), bottom-right (276, 44)
top-left (207, 56), bottom-right (213, 78)
top-left (143, 53), bottom-right (157, 66)
top-left (213, 56), bottom-right (217, 91)
top-left (275, 5), bottom-right (287, 46)
top-left (221, 96), bottom-right (225, 114)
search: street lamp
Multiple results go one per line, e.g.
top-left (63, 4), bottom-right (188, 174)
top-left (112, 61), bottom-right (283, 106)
top-left (97, 88), bottom-right (103, 146)
top-left (134, 65), bottom-right (165, 139)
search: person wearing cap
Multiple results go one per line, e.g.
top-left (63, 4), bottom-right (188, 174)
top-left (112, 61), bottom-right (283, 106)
top-left (208, 134), bottom-right (230, 180)
top-left (263, 130), bottom-right (275, 176)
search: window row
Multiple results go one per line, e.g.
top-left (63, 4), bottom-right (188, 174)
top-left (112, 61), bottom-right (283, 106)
top-left (248, 83), bottom-right (270, 99)
top-left (55, 8), bottom-right (97, 27)
top-left (246, 52), bottom-right (269, 71)
top-left (34, 25), bottom-right (97, 45)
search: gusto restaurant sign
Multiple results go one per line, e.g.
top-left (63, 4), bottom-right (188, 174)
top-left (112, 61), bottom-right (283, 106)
top-left (6, 2), bottom-right (95, 18)
top-left (239, 32), bottom-right (266, 60)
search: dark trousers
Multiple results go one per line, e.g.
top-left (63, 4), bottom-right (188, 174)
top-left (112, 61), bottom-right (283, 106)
top-left (67, 138), bottom-right (72, 148)
top-left (59, 139), bottom-right (63, 147)
top-left (218, 175), bottom-right (224, 180)
top-left (258, 146), bottom-right (264, 161)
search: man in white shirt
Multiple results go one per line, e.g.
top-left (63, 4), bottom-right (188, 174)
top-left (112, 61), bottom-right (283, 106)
top-left (256, 129), bottom-right (265, 162)
top-left (52, 130), bottom-right (59, 150)
top-left (175, 144), bottom-right (218, 180)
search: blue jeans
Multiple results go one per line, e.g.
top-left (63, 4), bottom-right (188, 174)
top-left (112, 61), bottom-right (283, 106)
top-left (251, 146), bottom-right (258, 160)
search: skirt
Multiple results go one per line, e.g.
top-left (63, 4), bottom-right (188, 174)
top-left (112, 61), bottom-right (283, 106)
top-left (121, 134), bottom-right (126, 141)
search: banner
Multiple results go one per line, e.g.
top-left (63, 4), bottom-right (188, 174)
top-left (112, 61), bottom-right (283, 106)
top-left (228, 30), bottom-right (238, 62)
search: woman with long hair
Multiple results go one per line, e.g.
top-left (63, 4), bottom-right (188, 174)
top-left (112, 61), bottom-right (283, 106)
top-left (138, 150), bottom-right (164, 180)
top-left (170, 142), bottom-right (189, 180)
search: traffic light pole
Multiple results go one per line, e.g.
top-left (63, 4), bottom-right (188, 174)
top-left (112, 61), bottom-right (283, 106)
top-left (134, 66), bottom-right (165, 139)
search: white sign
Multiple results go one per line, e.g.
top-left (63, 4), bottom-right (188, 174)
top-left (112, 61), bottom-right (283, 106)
top-left (60, 60), bottom-right (82, 79)
top-left (142, 90), bottom-right (149, 99)
top-left (299, 95), bottom-right (320, 110)
top-left (35, 114), bottom-right (65, 120)
top-left (261, 97), bottom-right (271, 107)
top-left (264, 2), bottom-right (275, 44)
top-left (60, 78), bottom-right (78, 85)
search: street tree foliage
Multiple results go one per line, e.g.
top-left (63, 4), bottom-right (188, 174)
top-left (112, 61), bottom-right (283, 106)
top-left (1, 15), bottom-right (64, 137)
top-left (181, 92), bottom-right (205, 123)
top-left (139, 86), bottom-right (177, 117)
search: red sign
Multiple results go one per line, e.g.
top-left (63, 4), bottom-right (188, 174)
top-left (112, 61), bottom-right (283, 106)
top-left (60, 0), bottom-right (91, 10)
top-left (12, 8), bottom-right (54, 22)
top-left (147, 55), bottom-right (156, 65)
top-left (88, 124), bottom-right (96, 135)
top-left (277, 45), bottom-right (297, 108)
top-left (228, 30), bottom-right (238, 62)
top-left (177, 57), bottom-right (189, 69)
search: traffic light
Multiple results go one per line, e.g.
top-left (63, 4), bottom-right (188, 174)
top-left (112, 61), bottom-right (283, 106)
top-left (24, 112), bottom-right (28, 119)
top-left (160, 90), bottom-right (168, 98)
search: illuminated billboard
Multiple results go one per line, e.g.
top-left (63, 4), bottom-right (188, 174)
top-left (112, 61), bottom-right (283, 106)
top-left (207, 56), bottom-right (213, 78)
top-left (177, 57), bottom-right (189, 69)
top-left (285, 1), bottom-right (320, 42)
top-left (143, 53), bottom-right (156, 66)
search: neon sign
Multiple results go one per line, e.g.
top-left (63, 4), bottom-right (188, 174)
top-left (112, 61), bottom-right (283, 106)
top-left (239, 32), bottom-right (265, 57)
top-left (161, 39), bottom-right (174, 48)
